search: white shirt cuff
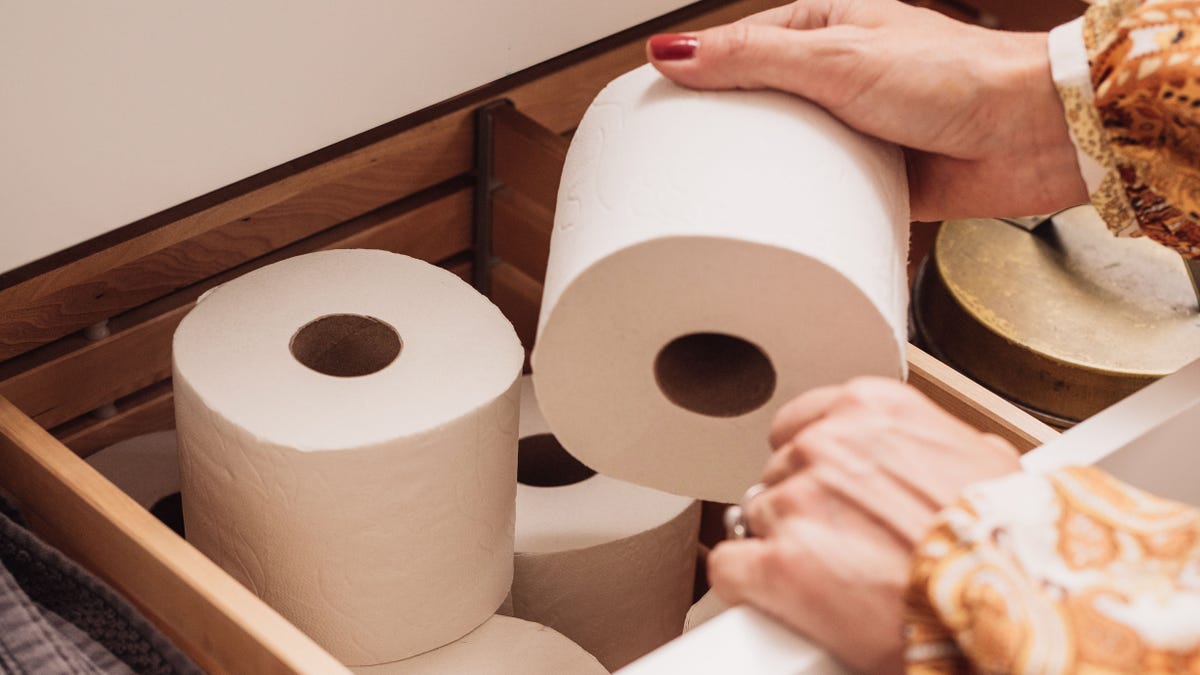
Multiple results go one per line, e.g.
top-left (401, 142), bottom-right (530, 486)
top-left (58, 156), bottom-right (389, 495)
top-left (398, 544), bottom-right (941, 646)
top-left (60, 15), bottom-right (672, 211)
top-left (1048, 16), bottom-right (1107, 195)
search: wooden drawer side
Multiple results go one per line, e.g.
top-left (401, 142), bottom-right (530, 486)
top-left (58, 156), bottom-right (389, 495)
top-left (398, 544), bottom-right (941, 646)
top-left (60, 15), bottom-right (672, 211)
top-left (0, 396), bottom-right (350, 674)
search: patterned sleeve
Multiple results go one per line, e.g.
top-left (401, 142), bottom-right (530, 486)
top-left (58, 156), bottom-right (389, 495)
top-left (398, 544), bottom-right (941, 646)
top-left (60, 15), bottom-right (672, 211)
top-left (902, 466), bottom-right (1200, 674)
top-left (1050, 0), bottom-right (1200, 258)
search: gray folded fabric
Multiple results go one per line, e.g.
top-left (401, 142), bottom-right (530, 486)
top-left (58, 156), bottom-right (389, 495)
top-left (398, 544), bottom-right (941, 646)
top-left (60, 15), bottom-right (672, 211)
top-left (0, 498), bottom-right (200, 675)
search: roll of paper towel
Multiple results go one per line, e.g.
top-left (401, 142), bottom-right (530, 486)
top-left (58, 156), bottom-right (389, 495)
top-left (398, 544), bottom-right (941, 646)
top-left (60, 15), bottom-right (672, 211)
top-left (352, 615), bottom-right (607, 675)
top-left (533, 64), bottom-right (910, 502)
top-left (86, 431), bottom-right (184, 536)
top-left (511, 376), bottom-right (700, 670)
top-left (174, 249), bottom-right (524, 665)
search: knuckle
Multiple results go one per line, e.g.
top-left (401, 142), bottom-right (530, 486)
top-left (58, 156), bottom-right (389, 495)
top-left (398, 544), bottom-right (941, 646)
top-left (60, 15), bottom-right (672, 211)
top-left (724, 23), bottom-right (754, 55)
top-left (760, 545), bottom-right (794, 583)
top-left (840, 376), bottom-right (919, 413)
top-left (758, 485), bottom-right (793, 521)
top-left (839, 378), bottom-right (878, 406)
top-left (782, 438), bottom-right (809, 465)
top-left (791, 424), bottom-right (845, 463)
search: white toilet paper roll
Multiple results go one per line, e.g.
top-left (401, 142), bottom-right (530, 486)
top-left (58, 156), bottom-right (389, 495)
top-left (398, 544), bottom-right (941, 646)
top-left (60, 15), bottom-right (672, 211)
top-left (512, 376), bottom-right (700, 670)
top-left (683, 590), bottom-right (729, 633)
top-left (618, 607), bottom-right (852, 675)
top-left (533, 64), bottom-right (909, 503)
top-left (352, 615), bottom-right (608, 675)
top-left (86, 431), bottom-right (184, 536)
top-left (174, 249), bottom-right (524, 665)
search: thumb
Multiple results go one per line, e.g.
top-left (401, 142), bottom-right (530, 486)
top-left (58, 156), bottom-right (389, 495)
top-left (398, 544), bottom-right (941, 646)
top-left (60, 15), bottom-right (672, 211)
top-left (646, 24), bottom-right (859, 108)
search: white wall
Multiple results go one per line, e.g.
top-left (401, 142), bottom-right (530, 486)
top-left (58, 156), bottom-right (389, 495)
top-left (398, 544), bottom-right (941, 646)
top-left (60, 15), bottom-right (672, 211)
top-left (0, 0), bottom-right (693, 273)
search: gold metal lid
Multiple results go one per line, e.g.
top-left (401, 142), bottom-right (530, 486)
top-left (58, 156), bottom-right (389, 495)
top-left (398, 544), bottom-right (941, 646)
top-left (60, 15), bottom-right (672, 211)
top-left (914, 206), bottom-right (1200, 426)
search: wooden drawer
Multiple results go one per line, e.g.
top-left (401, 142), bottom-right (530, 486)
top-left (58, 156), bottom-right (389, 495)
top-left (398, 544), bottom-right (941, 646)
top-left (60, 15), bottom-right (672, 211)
top-left (0, 1), bottom-right (1061, 672)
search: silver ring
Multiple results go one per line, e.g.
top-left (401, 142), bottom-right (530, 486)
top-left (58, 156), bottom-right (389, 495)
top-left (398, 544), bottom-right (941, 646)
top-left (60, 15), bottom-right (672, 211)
top-left (724, 482), bottom-right (768, 539)
top-left (724, 504), bottom-right (749, 539)
top-left (741, 482), bottom-right (767, 505)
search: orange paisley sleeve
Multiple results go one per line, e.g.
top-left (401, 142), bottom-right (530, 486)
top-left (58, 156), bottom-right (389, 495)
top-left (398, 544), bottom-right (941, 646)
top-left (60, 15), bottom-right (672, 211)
top-left (904, 466), bottom-right (1200, 674)
top-left (1054, 0), bottom-right (1200, 257)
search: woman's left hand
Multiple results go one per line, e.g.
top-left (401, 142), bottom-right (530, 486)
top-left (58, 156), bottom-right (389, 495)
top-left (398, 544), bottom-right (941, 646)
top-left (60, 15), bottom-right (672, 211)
top-left (708, 377), bottom-right (1020, 673)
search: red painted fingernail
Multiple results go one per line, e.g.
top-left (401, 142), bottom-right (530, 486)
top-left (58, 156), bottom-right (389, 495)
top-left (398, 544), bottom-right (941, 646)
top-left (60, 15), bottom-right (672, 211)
top-left (649, 34), bottom-right (698, 61)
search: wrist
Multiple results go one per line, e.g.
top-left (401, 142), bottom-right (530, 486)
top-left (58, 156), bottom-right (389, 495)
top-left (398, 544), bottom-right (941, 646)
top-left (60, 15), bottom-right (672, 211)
top-left (990, 31), bottom-right (1089, 214)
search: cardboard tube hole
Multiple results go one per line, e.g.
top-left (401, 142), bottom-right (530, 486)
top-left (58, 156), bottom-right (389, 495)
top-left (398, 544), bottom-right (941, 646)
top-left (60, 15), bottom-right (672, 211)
top-left (151, 493), bottom-right (186, 538)
top-left (518, 433), bottom-right (597, 487)
top-left (654, 332), bottom-right (776, 417)
top-left (290, 314), bottom-right (401, 377)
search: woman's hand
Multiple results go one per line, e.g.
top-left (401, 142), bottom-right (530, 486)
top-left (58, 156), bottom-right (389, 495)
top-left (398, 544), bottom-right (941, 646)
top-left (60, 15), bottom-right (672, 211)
top-left (707, 377), bottom-right (1020, 673)
top-left (646, 0), bottom-right (1088, 221)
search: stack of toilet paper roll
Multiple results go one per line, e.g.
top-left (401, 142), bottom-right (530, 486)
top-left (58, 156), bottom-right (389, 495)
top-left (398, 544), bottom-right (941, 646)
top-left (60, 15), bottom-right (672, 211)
top-left (86, 430), bottom-right (184, 537)
top-left (351, 616), bottom-right (604, 675)
top-left (533, 63), bottom-right (910, 503)
top-left (507, 376), bottom-right (700, 670)
top-left (169, 59), bottom-right (910, 672)
top-left (88, 430), bottom-right (609, 674)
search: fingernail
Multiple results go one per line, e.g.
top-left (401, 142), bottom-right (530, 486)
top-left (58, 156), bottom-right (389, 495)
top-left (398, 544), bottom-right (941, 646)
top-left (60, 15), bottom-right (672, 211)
top-left (649, 33), bottom-right (698, 61)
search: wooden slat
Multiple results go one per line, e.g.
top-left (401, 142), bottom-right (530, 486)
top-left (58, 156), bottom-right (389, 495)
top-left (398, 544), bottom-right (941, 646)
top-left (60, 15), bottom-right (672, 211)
top-left (492, 105), bottom-right (571, 213)
top-left (490, 262), bottom-right (543, 356)
top-left (958, 0), bottom-right (1084, 30)
top-left (488, 104), bottom-right (565, 282)
top-left (493, 187), bottom-right (554, 283)
top-left (53, 258), bottom-right (475, 456)
top-left (0, 113), bottom-right (472, 361)
top-left (907, 344), bottom-right (1060, 452)
top-left (0, 188), bottom-right (473, 430)
top-left (0, 397), bottom-right (350, 674)
top-left (0, 0), bottom-right (780, 362)
top-left (445, 258), bottom-right (473, 283)
top-left (54, 381), bottom-right (175, 457)
top-left (908, 0), bottom-right (983, 24)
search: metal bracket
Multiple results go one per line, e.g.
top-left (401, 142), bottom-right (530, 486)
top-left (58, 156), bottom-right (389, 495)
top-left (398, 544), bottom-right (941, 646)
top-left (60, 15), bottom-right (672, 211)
top-left (472, 99), bottom-right (516, 295)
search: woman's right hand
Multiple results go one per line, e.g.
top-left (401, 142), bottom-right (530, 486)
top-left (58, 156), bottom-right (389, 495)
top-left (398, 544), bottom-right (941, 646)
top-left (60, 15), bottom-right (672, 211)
top-left (707, 377), bottom-right (1021, 673)
top-left (646, 0), bottom-right (1089, 221)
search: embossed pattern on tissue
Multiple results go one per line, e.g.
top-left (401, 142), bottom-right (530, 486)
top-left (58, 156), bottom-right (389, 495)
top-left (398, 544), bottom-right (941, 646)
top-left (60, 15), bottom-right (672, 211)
top-left (559, 103), bottom-right (623, 232)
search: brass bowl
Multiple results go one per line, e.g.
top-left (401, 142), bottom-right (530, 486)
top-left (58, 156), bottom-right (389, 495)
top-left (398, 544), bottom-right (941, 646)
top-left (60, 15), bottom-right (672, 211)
top-left (913, 207), bottom-right (1200, 427)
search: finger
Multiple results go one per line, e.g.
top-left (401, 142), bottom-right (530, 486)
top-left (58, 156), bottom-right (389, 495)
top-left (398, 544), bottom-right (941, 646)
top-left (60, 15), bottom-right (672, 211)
top-left (761, 440), bottom-right (805, 486)
top-left (808, 462), bottom-right (936, 545)
top-left (707, 538), bottom-right (765, 606)
top-left (646, 22), bottom-right (866, 106)
top-left (768, 384), bottom-right (842, 449)
top-left (762, 419), bottom-right (850, 485)
top-left (742, 470), bottom-right (819, 536)
top-left (766, 417), bottom-right (940, 544)
top-left (708, 525), bottom-right (841, 647)
top-left (734, 0), bottom-right (835, 30)
top-left (870, 432), bottom-right (1020, 508)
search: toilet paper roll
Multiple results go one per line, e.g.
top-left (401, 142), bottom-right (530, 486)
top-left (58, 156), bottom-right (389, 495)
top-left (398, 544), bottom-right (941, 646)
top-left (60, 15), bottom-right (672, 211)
top-left (683, 590), bottom-right (729, 633)
top-left (618, 607), bottom-right (852, 675)
top-left (512, 376), bottom-right (700, 670)
top-left (86, 431), bottom-right (185, 536)
top-left (174, 249), bottom-right (524, 665)
top-left (352, 615), bottom-right (608, 675)
top-left (533, 64), bottom-right (909, 503)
